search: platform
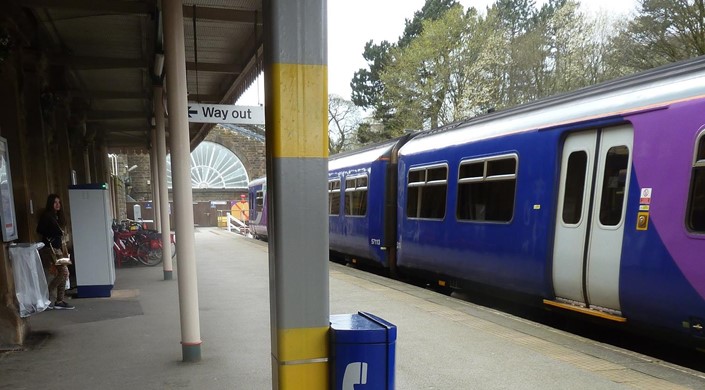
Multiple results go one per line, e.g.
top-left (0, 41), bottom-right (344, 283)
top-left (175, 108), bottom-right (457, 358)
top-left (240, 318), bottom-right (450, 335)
top-left (1, 227), bottom-right (704, 389)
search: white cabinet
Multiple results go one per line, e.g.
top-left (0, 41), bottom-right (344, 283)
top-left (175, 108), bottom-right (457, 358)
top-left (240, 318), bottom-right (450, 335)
top-left (69, 184), bottom-right (115, 297)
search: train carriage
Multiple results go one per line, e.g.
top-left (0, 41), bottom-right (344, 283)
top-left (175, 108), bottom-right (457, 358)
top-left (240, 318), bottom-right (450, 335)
top-left (328, 137), bottom-right (410, 271)
top-left (247, 177), bottom-right (268, 240)
top-left (395, 56), bottom-right (705, 342)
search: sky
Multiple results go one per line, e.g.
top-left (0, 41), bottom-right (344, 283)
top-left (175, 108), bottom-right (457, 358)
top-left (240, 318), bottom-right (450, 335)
top-left (236, 0), bottom-right (638, 106)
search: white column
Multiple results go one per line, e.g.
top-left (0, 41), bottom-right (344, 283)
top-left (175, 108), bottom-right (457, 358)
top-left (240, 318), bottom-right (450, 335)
top-left (163, 0), bottom-right (201, 362)
top-left (149, 128), bottom-right (162, 232)
top-left (154, 86), bottom-right (173, 280)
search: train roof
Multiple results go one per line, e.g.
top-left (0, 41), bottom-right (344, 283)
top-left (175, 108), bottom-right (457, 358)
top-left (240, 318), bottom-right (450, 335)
top-left (248, 176), bottom-right (266, 187)
top-left (328, 137), bottom-right (404, 171)
top-left (400, 55), bottom-right (705, 157)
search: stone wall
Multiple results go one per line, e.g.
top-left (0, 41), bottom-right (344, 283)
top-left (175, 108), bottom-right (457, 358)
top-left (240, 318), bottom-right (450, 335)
top-left (207, 125), bottom-right (266, 181)
top-left (125, 125), bottom-right (265, 202)
top-left (126, 154), bottom-right (151, 201)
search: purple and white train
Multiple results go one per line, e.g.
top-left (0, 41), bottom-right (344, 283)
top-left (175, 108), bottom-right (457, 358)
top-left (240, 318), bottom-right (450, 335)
top-left (252, 56), bottom-right (705, 347)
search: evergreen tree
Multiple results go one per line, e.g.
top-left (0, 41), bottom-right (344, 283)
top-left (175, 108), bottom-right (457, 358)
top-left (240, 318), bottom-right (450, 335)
top-left (350, 0), bottom-right (460, 142)
top-left (608, 0), bottom-right (705, 71)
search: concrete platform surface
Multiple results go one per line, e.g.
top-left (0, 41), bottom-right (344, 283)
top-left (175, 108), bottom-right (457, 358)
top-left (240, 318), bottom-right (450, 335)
top-left (1, 227), bottom-right (704, 389)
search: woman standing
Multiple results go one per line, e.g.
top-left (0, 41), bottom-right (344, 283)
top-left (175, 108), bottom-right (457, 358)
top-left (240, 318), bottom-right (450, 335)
top-left (36, 194), bottom-right (74, 310)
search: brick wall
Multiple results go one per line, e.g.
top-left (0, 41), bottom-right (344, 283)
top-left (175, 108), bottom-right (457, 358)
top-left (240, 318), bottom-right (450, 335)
top-left (207, 125), bottom-right (266, 181)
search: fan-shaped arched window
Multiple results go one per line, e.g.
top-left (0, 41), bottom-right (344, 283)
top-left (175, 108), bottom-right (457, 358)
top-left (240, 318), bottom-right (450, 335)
top-left (166, 141), bottom-right (249, 189)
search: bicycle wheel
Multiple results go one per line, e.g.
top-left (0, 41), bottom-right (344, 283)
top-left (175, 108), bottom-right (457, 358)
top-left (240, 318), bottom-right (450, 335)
top-left (136, 241), bottom-right (163, 266)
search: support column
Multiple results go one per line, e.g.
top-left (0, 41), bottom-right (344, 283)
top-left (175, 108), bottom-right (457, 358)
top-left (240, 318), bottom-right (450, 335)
top-left (149, 128), bottom-right (162, 232)
top-left (264, 0), bottom-right (329, 388)
top-left (163, 0), bottom-right (200, 362)
top-left (82, 122), bottom-right (92, 183)
top-left (154, 85), bottom-right (173, 280)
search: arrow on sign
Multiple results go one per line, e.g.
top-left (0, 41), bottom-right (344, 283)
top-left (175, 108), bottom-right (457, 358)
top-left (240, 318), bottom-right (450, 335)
top-left (187, 106), bottom-right (198, 118)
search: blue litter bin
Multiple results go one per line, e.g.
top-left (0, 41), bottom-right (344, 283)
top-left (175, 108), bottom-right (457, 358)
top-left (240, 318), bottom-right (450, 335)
top-left (329, 311), bottom-right (397, 390)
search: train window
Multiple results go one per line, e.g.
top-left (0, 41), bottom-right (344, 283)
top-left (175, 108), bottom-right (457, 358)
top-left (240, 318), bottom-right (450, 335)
top-left (328, 180), bottom-right (341, 215)
top-left (459, 162), bottom-right (483, 180)
top-left (562, 151), bottom-right (588, 224)
top-left (598, 146), bottom-right (629, 226)
top-left (255, 191), bottom-right (264, 213)
top-left (406, 166), bottom-right (447, 219)
top-left (687, 132), bottom-right (705, 232)
top-left (457, 155), bottom-right (517, 222)
top-left (344, 175), bottom-right (368, 216)
top-left (408, 170), bottom-right (424, 184)
top-left (486, 158), bottom-right (515, 177)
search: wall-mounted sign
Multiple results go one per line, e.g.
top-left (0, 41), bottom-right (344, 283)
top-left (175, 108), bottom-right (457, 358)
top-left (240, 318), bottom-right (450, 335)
top-left (187, 104), bottom-right (264, 125)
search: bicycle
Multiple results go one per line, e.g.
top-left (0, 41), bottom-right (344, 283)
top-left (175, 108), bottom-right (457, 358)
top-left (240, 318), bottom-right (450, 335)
top-left (113, 229), bottom-right (146, 267)
top-left (112, 220), bottom-right (175, 267)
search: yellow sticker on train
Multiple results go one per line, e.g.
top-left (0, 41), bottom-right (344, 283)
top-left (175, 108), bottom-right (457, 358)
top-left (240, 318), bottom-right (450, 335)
top-left (636, 212), bottom-right (649, 231)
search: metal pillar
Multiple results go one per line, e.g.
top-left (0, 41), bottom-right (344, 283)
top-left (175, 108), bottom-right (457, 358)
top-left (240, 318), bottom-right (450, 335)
top-left (154, 86), bottom-right (173, 280)
top-left (264, 0), bottom-right (329, 388)
top-left (83, 148), bottom-right (91, 183)
top-left (163, 0), bottom-right (201, 362)
top-left (149, 128), bottom-right (162, 232)
top-left (81, 122), bottom-right (91, 183)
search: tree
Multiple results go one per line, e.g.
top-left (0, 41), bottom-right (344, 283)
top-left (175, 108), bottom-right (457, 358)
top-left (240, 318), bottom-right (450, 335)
top-left (398, 0), bottom-right (461, 47)
top-left (540, 0), bottom-right (610, 94)
top-left (467, 0), bottom-right (615, 108)
top-left (608, 0), bottom-right (705, 71)
top-left (350, 40), bottom-right (392, 109)
top-left (355, 120), bottom-right (389, 146)
top-left (328, 95), bottom-right (362, 154)
top-left (487, 0), bottom-right (539, 106)
top-left (350, 0), bottom-right (460, 135)
top-left (380, 5), bottom-right (478, 132)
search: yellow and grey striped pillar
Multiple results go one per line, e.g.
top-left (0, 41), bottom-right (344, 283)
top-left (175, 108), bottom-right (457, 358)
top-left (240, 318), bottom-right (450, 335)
top-left (163, 0), bottom-right (201, 362)
top-left (264, 0), bottom-right (329, 388)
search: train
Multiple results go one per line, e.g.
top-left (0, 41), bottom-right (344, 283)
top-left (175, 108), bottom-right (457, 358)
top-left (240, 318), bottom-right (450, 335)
top-left (249, 56), bottom-right (705, 347)
top-left (247, 176), bottom-right (268, 240)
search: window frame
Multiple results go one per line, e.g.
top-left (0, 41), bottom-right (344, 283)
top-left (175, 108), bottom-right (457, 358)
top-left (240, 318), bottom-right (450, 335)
top-left (560, 150), bottom-right (589, 226)
top-left (597, 145), bottom-right (630, 228)
top-left (406, 163), bottom-right (448, 220)
top-left (344, 174), bottom-right (368, 217)
top-left (328, 179), bottom-right (341, 216)
top-left (456, 153), bottom-right (518, 224)
top-left (255, 190), bottom-right (264, 213)
top-left (686, 130), bottom-right (705, 234)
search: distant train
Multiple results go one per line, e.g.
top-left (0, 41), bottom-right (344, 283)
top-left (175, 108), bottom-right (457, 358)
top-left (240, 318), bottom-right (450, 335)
top-left (250, 56), bottom-right (705, 347)
top-left (247, 176), bottom-right (268, 240)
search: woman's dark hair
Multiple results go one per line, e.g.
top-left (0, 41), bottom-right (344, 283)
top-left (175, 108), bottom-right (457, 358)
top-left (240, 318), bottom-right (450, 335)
top-left (43, 193), bottom-right (67, 227)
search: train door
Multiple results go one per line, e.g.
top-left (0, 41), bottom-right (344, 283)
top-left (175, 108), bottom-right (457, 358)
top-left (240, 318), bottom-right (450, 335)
top-left (552, 125), bottom-right (633, 314)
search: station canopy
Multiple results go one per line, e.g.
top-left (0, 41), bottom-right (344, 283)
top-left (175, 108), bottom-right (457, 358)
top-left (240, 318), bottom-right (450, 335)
top-left (15, 0), bottom-right (263, 153)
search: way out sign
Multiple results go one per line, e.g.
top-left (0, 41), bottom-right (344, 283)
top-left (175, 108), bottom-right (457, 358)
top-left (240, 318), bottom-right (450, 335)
top-left (187, 104), bottom-right (264, 125)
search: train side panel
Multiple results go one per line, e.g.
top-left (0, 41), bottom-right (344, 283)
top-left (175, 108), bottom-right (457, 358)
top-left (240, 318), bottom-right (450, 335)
top-left (396, 130), bottom-right (560, 297)
top-left (619, 99), bottom-right (705, 338)
top-left (394, 97), bottom-right (705, 342)
top-left (329, 160), bottom-right (388, 266)
top-left (329, 142), bottom-right (400, 267)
